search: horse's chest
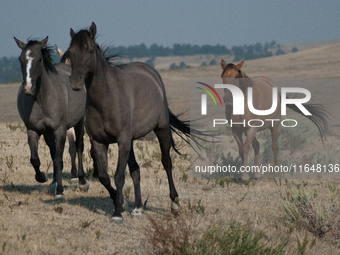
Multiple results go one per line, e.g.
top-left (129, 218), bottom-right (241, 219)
top-left (86, 112), bottom-right (119, 143)
top-left (23, 103), bottom-right (62, 133)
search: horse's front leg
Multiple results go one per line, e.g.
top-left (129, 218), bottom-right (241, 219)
top-left (27, 129), bottom-right (48, 183)
top-left (74, 119), bottom-right (89, 192)
top-left (242, 128), bottom-right (258, 180)
top-left (53, 128), bottom-right (67, 199)
top-left (112, 139), bottom-right (131, 223)
top-left (252, 137), bottom-right (261, 178)
top-left (91, 140), bottom-right (118, 215)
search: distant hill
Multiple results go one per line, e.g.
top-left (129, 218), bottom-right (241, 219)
top-left (1, 39), bottom-right (339, 83)
top-left (124, 39), bottom-right (340, 71)
top-left (158, 41), bottom-right (340, 120)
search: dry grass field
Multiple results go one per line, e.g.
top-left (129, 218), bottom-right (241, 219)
top-left (1, 42), bottom-right (340, 254)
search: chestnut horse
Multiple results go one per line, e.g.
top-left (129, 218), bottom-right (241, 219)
top-left (221, 60), bottom-right (329, 179)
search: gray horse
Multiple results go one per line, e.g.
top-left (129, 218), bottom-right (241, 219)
top-left (67, 22), bottom-right (207, 223)
top-left (14, 36), bottom-right (88, 198)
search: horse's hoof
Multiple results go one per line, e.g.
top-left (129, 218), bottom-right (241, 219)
top-left (55, 194), bottom-right (65, 200)
top-left (35, 172), bottom-right (48, 183)
top-left (241, 173), bottom-right (250, 181)
top-left (70, 178), bottom-right (79, 184)
top-left (171, 199), bottom-right (181, 216)
top-left (122, 199), bottom-right (129, 212)
top-left (79, 180), bottom-right (90, 192)
top-left (254, 173), bottom-right (262, 179)
top-left (131, 208), bottom-right (143, 218)
top-left (48, 182), bottom-right (57, 195)
top-left (110, 216), bottom-right (123, 224)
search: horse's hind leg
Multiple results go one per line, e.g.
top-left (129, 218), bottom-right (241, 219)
top-left (232, 129), bottom-right (247, 179)
top-left (270, 124), bottom-right (279, 166)
top-left (28, 130), bottom-right (47, 183)
top-left (128, 141), bottom-right (143, 217)
top-left (67, 128), bottom-right (78, 182)
top-left (232, 129), bottom-right (244, 162)
top-left (154, 126), bottom-right (180, 215)
top-left (242, 128), bottom-right (257, 180)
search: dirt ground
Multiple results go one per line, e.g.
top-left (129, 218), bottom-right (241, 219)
top-left (1, 42), bottom-right (340, 254)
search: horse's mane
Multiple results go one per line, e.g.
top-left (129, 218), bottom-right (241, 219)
top-left (60, 50), bottom-right (70, 64)
top-left (70, 30), bottom-right (123, 67)
top-left (223, 63), bottom-right (253, 92)
top-left (26, 40), bottom-right (57, 74)
top-left (97, 45), bottom-right (124, 67)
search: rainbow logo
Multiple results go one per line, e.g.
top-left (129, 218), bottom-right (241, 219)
top-left (196, 82), bottom-right (223, 106)
top-left (196, 82), bottom-right (223, 115)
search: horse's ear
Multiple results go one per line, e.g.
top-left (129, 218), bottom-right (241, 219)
top-left (14, 37), bottom-right (26, 50)
top-left (221, 59), bottom-right (227, 70)
top-left (40, 36), bottom-right (48, 49)
top-left (55, 45), bottom-right (64, 57)
top-left (70, 28), bottom-right (75, 38)
top-left (89, 22), bottom-right (97, 39)
top-left (236, 60), bottom-right (245, 71)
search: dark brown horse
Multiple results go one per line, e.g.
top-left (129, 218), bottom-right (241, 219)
top-left (67, 22), bottom-right (205, 223)
top-left (14, 37), bottom-right (88, 198)
top-left (221, 59), bottom-right (329, 179)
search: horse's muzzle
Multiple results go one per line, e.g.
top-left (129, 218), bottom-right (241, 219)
top-left (70, 76), bottom-right (84, 91)
top-left (23, 82), bottom-right (33, 95)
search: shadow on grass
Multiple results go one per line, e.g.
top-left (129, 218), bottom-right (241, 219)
top-left (50, 196), bottom-right (114, 216)
top-left (2, 183), bottom-right (49, 194)
top-left (41, 195), bottom-right (168, 216)
top-left (2, 181), bottom-right (171, 217)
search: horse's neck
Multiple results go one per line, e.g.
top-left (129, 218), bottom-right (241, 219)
top-left (238, 70), bottom-right (253, 92)
top-left (239, 70), bottom-right (248, 78)
top-left (86, 54), bottom-right (117, 106)
top-left (36, 69), bottom-right (58, 104)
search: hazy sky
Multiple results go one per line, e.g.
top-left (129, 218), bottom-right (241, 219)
top-left (2, 0), bottom-right (339, 58)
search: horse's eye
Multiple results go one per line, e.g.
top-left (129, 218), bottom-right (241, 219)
top-left (89, 49), bottom-right (94, 53)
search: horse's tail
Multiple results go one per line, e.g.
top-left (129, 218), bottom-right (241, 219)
top-left (286, 103), bottom-right (330, 142)
top-left (168, 109), bottom-right (212, 155)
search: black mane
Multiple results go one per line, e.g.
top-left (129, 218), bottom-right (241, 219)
top-left (70, 30), bottom-right (123, 67)
top-left (26, 40), bottom-right (57, 74)
top-left (98, 45), bottom-right (123, 67)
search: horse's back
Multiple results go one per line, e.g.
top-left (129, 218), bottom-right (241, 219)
top-left (120, 62), bottom-right (166, 96)
top-left (111, 62), bottom-right (168, 138)
top-left (252, 76), bottom-right (277, 89)
top-left (230, 75), bottom-right (281, 131)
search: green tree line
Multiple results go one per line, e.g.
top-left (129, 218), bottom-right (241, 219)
top-left (0, 41), bottom-right (295, 83)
